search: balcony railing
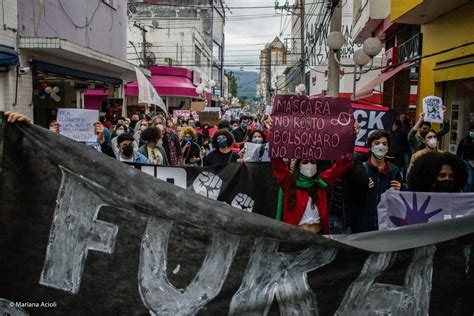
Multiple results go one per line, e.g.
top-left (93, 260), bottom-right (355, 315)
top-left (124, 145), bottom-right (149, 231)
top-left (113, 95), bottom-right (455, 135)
top-left (397, 33), bottom-right (421, 63)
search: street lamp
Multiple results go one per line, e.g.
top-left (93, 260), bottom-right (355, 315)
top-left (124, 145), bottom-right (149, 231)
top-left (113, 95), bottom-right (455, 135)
top-left (327, 32), bottom-right (382, 101)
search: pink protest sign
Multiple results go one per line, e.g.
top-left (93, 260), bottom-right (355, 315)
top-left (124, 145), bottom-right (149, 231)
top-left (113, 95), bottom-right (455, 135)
top-left (269, 95), bottom-right (354, 160)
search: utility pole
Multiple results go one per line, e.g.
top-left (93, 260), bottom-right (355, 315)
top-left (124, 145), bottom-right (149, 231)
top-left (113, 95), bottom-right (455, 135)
top-left (327, 1), bottom-right (342, 97)
top-left (300, 0), bottom-right (306, 86)
top-left (133, 22), bottom-right (148, 67)
top-left (266, 48), bottom-right (272, 105)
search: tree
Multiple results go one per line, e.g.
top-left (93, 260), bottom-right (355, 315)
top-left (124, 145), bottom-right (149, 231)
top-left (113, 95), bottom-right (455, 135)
top-left (225, 72), bottom-right (238, 97)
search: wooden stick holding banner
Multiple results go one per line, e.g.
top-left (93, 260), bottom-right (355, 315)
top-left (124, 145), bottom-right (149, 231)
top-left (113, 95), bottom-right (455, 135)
top-left (269, 95), bottom-right (355, 160)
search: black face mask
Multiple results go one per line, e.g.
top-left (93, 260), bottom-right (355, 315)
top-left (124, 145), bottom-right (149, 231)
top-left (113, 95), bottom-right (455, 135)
top-left (122, 144), bottom-right (134, 158)
top-left (433, 180), bottom-right (458, 193)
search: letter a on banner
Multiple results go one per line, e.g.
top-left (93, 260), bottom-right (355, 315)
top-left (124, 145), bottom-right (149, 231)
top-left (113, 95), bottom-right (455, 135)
top-left (134, 67), bottom-right (167, 114)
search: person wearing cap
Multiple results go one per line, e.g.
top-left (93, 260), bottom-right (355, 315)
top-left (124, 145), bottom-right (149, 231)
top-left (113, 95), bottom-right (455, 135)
top-left (116, 132), bottom-right (149, 164)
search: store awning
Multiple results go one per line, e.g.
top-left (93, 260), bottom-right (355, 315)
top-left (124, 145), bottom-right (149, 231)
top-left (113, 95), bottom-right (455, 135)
top-left (126, 75), bottom-right (212, 100)
top-left (19, 38), bottom-right (148, 82)
top-left (0, 45), bottom-right (19, 66)
top-left (33, 60), bottom-right (122, 85)
top-left (353, 61), bottom-right (415, 100)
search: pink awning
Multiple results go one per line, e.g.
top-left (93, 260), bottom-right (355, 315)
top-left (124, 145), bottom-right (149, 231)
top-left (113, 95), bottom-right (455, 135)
top-left (125, 75), bottom-right (212, 100)
top-left (353, 62), bottom-right (415, 100)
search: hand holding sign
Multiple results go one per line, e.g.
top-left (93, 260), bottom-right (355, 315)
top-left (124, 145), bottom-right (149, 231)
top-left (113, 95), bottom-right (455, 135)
top-left (422, 96), bottom-right (444, 123)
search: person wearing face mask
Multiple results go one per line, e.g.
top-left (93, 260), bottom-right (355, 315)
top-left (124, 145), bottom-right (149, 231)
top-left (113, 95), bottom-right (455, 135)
top-left (204, 129), bottom-right (239, 166)
top-left (133, 119), bottom-right (149, 148)
top-left (232, 113), bottom-right (255, 145)
top-left (186, 118), bottom-right (204, 146)
top-left (456, 125), bottom-right (474, 192)
top-left (138, 127), bottom-right (169, 165)
top-left (111, 123), bottom-right (138, 157)
top-left (271, 156), bottom-right (353, 234)
top-left (408, 111), bottom-right (450, 154)
top-left (242, 130), bottom-right (270, 162)
top-left (408, 151), bottom-right (467, 193)
top-left (115, 132), bottom-right (149, 164)
top-left (180, 126), bottom-right (202, 166)
top-left (201, 123), bottom-right (212, 151)
top-left (408, 129), bottom-right (443, 174)
top-left (350, 130), bottom-right (403, 233)
top-left (151, 115), bottom-right (184, 166)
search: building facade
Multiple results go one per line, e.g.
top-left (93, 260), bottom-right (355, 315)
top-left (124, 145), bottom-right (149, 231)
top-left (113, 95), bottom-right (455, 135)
top-left (0, 0), bottom-right (138, 126)
top-left (392, 0), bottom-right (474, 153)
top-left (259, 37), bottom-right (288, 105)
top-left (127, 0), bottom-right (225, 104)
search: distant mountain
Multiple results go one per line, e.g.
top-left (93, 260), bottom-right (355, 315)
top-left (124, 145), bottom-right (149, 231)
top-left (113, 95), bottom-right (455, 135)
top-left (226, 70), bottom-right (259, 99)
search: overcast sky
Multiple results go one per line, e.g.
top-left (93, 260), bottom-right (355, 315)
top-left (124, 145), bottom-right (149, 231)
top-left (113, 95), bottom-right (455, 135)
top-left (224, 0), bottom-right (294, 72)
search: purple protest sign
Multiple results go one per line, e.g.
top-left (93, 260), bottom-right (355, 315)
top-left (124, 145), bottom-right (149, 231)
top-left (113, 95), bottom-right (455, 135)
top-left (269, 95), bottom-right (355, 160)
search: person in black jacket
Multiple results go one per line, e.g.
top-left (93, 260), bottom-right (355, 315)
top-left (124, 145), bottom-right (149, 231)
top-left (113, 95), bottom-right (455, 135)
top-left (387, 120), bottom-right (410, 180)
top-left (180, 126), bottom-right (202, 166)
top-left (328, 152), bottom-right (369, 234)
top-left (456, 125), bottom-right (474, 192)
top-left (350, 130), bottom-right (402, 233)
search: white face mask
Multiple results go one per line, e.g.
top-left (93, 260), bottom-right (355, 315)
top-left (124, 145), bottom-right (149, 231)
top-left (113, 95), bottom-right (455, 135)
top-left (252, 137), bottom-right (263, 144)
top-left (116, 129), bottom-right (124, 136)
top-left (469, 131), bottom-right (474, 138)
top-left (157, 124), bottom-right (165, 132)
top-left (300, 163), bottom-right (317, 178)
top-left (426, 138), bottom-right (437, 149)
top-left (140, 125), bottom-right (147, 131)
top-left (371, 144), bottom-right (388, 159)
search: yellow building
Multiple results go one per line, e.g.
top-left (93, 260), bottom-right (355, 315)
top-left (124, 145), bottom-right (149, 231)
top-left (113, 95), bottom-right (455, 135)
top-left (392, 0), bottom-right (474, 152)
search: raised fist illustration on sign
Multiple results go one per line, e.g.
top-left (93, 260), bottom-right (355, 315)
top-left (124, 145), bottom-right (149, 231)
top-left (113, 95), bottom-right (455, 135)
top-left (193, 171), bottom-right (223, 200)
top-left (231, 193), bottom-right (254, 212)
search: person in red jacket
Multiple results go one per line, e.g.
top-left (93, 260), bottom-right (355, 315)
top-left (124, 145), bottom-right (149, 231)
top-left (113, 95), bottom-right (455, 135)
top-left (271, 158), bottom-right (353, 234)
top-left (271, 118), bottom-right (359, 234)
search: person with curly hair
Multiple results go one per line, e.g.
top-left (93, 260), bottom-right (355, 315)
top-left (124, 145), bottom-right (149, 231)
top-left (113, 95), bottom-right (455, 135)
top-left (180, 126), bottom-right (202, 166)
top-left (204, 129), bottom-right (239, 166)
top-left (138, 126), bottom-right (168, 165)
top-left (407, 151), bottom-right (467, 192)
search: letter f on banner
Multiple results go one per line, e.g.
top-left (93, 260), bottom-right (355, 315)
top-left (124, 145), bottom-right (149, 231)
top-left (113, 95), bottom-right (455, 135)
top-left (40, 167), bottom-right (118, 294)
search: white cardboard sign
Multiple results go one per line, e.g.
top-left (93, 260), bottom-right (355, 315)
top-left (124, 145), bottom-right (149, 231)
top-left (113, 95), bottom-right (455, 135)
top-left (57, 109), bottom-right (99, 142)
top-left (422, 96), bottom-right (444, 123)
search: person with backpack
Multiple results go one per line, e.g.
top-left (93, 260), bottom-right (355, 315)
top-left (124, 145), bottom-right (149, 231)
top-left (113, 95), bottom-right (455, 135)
top-left (350, 130), bottom-right (403, 233)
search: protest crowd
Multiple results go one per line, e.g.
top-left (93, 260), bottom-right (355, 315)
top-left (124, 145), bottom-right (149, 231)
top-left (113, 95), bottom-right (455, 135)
top-left (4, 106), bottom-right (472, 235)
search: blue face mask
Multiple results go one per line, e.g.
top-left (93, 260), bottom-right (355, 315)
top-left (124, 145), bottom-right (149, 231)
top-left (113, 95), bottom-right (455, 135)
top-left (189, 123), bottom-right (196, 128)
top-left (242, 123), bottom-right (248, 129)
top-left (184, 136), bottom-right (192, 143)
top-left (470, 131), bottom-right (474, 138)
top-left (217, 138), bottom-right (228, 148)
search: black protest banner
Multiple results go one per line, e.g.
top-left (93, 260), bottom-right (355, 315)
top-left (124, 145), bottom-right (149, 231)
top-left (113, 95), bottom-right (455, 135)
top-left (352, 104), bottom-right (397, 153)
top-left (132, 163), bottom-right (279, 218)
top-left (1, 119), bottom-right (474, 315)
